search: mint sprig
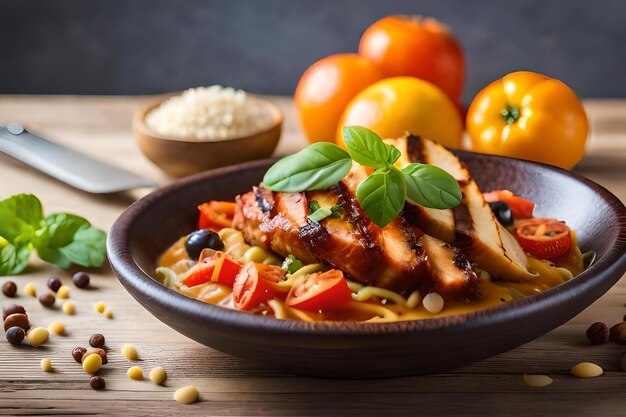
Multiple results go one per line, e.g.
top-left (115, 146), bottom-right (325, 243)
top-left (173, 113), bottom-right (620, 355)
top-left (0, 193), bottom-right (107, 275)
top-left (263, 126), bottom-right (462, 227)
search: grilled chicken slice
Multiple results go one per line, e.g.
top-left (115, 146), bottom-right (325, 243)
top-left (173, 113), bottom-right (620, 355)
top-left (393, 134), bottom-right (536, 282)
top-left (233, 164), bottom-right (480, 299)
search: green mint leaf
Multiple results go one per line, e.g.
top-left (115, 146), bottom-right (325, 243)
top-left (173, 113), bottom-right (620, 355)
top-left (402, 163), bottom-right (462, 209)
top-left (356, 166), bottom-right (406, 228)
top-left (263, 142), bottom-right (352, 192)
top-left (282, 254), bottom-right (304, 274)
top-left (0, 193), bottom-right (43, 244)
top-left (329, 201), bottom-right (346, 218)
top-left (342, 126), bottom-right (401, 168)
top-left (0, 243), bottom-right (31, 276)
top-left (33, 213), bottom-right (106, 269)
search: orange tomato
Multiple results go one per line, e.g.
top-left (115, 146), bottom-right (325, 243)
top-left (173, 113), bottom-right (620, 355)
top-left (337, 77), bottom-right (463, 148)
top-left (466, 71), bottom-right (589, 169)
top-left (359, 15), bottom-right (465, 104)
top-left (295, 54), bottom-right (384, 143)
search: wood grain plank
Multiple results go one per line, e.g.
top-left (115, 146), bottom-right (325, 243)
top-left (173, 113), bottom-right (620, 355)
top-left (0, 95), bottom-right (625, 416)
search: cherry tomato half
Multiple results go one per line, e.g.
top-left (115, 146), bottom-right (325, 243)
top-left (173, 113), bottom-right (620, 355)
top-left (198, 201), bottom-right (236, 231)
top-left (286, 269), bottom-right (352, 312)
top-left (515, 218), bottom-right (572, 259)
top-left (182, 252), bottom-right (241, 287)
top-left (483, 189), bottom-right (535, 219)
top-left (233, 263), bottom-right (285, 311)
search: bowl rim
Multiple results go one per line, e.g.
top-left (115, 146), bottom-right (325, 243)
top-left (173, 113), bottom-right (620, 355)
top-left (107, 153), bottom-right (626, 337)
top-left (132, 91), bottom-right (284, 144)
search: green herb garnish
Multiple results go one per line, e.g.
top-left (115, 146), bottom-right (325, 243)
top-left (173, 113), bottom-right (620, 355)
top-left (0, 193), bottom-right (106, 275)
top-left (308, 201), bottom-right (345, 223)
top-left (262, 126), bottom-right (462, 227)
top-left (282, 254), bottom-right (304, 274)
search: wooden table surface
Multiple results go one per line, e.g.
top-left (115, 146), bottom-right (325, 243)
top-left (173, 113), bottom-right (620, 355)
top-left (0, 95), bottom-right (625, 416)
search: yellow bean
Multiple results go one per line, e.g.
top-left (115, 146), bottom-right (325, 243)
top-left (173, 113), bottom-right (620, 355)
top-left (127, 366), bottom-right (144, 380)
top-left (104, 309), bottom-right (114, 319)
top-left (62, 301), bottom-right (76, 315)
top-left (40, 357), bottom-right (53, 372)
top-left (57, 285), bottom-right (70, 299)
top-left (82, 353), bottom-right (103, 374)
top-left (47, 321), bottom-right (65, 336)
top-left (93, 301), bottom-right (106, 314)
top-left (24, 282), bottom-right (37, 297)
top-left (27, 327), bottom-right (49, 346)
top-left (149, 366), bottom-right (167, 385)
top-left (523, 374), bottom-right (553, 387)
top-left (121, 344), bottom-right (138, 360)
top-left (174, 385), bottom-right (199, 404)
top-left (571, 362), bottom-right (603, 378)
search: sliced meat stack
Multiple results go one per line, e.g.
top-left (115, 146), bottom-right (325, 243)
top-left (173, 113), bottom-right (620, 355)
top-left (233, 165), bottom-right (480, 300)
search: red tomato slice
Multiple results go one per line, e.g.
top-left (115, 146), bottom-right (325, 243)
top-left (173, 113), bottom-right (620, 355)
top-left (233, 263), bottom-right (284, 311)
top-left (483, 190), bottom-right (535, 219)
top-left (182, 252), bottom-right (241, 287)
top-left (515, 218), bottom-right (572, 259)
top-left (286, 269), bottom-right (352, 312)
top-left (198, 201), bottom-right (236, 231)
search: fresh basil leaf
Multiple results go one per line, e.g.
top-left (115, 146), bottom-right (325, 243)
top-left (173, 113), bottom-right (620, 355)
top-left (402, 163), bottom-right (462, 209)
top-left (0, 193), bottom-right (43, 243)
top-left (33, 213), bottom-right (106, 268)
top-left (282, 254), bottom-right (304, 274)
top-left (263, 143), bottom-right (352, 192)
top-left (356, 167), bottom-right (406, 228)
top-left (342, 126), bottom-right (401, 168)
top-left (0, 243), bottom-right (31, 276)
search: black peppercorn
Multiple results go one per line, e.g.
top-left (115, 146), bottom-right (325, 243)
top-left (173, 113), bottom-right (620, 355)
top-left (2, 281), bottom-right (17, 298)
top-left (72, 272), bottom-right (90, 288)
top-left (5, 326), bottom-right (25, 345)
top-left (47, 277), bottom-right (62, 292)
top-left (89, 375), bottom-right (105, 390)
top-left (89, 333), bottom-right (105, 348)
top-left (72, 347), bottom-right (87, 363)
top-left (38, 293), bottom-right (56, 308)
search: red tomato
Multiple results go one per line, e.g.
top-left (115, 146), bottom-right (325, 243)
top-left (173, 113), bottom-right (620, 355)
top-left (483, 189), bottom-right (535, 219)
top-left (198, 201), bottom-right (236, 231)
top-left (182, 252), bottom-right (241, 287)
top-left (515, 218), bottom-right (572, 259)
top-left (286, 270), bottom-right (352, 311)
top-left (233, 263), bottom-right (285, 311)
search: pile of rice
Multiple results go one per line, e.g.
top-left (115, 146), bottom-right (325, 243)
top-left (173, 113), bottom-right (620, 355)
top-left (145, 86), bottom-right (272, 141)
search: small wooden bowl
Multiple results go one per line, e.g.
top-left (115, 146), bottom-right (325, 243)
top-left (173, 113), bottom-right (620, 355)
top-left (132, 94), bottom-right (282, 177)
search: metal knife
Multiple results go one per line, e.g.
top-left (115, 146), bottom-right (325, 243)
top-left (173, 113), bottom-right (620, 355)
top-left (0, 123), bottom-right (157, 193)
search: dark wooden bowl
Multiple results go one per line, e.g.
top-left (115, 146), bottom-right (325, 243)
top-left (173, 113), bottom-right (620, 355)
top-left (107, 153), bottom-right (626, 378)
top-left (132, 94), bottom-right (282, 177)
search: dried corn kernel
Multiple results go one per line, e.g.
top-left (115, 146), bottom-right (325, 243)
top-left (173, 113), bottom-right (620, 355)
top-left (93, 301), bottom-right (106, 314)
top-left (523, 374), bottom-right (553, 387)
top-left (57, 285), bottom-right (70, 299)
top-left (82, 353), bottom-right (103, 374)
top-left (174, 385), bottom-right (199, 404)
top-left (62, 301), bottom-right (76, 315)
top-left (41, 357), bottom-right (53, 372)
top-left (127, 366), bottom-right (143, 380)
top-left (24, 282), bottom-right (37, 297)
top-left (47, 321), bottom-right (65, 336)
top-left (571, 362), bottom-right (603, 378)
top-left (27, 327), bottom-right (49, 346)
top-left (149, 366), bottom-right (167, 385)
top-left (423, 292), bottom-right (444, 314)
top-left (121, 344), bottom-right (138, 360)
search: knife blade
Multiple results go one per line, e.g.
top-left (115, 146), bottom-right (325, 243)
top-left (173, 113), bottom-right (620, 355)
top-left (0, 123), bottom-right (157, 193)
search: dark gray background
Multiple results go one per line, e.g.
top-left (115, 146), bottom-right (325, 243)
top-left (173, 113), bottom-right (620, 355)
top-left (1, 0), bottom-right (623, 102)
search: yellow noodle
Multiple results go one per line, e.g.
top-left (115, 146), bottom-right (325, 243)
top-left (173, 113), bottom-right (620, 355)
top-left (269, 299), bottom-right (316, 322)
top-left (352, 286), bottom-right (407, 305)
top-left (405, 290), bottom-right (422, 309)
top-left (346, 280), bottom-right (364, 293)
top-left (267, 299), bottom-right (288, 320)
top-left (178, 281), bottom-right (232, 304)
top-left (346, 301), bottom-right (398, 321)
top-left (274, 263), bottom-right (325, 291)
top-left (218, 228), bottom-right (250, 260)
top-left (242, 246), bottom-right (282, 265)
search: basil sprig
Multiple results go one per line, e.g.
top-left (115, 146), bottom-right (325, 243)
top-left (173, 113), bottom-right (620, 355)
top-left (0, 193), bottom-right (106, 275)
top-left (263, 126), bottom-right (462, 227)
